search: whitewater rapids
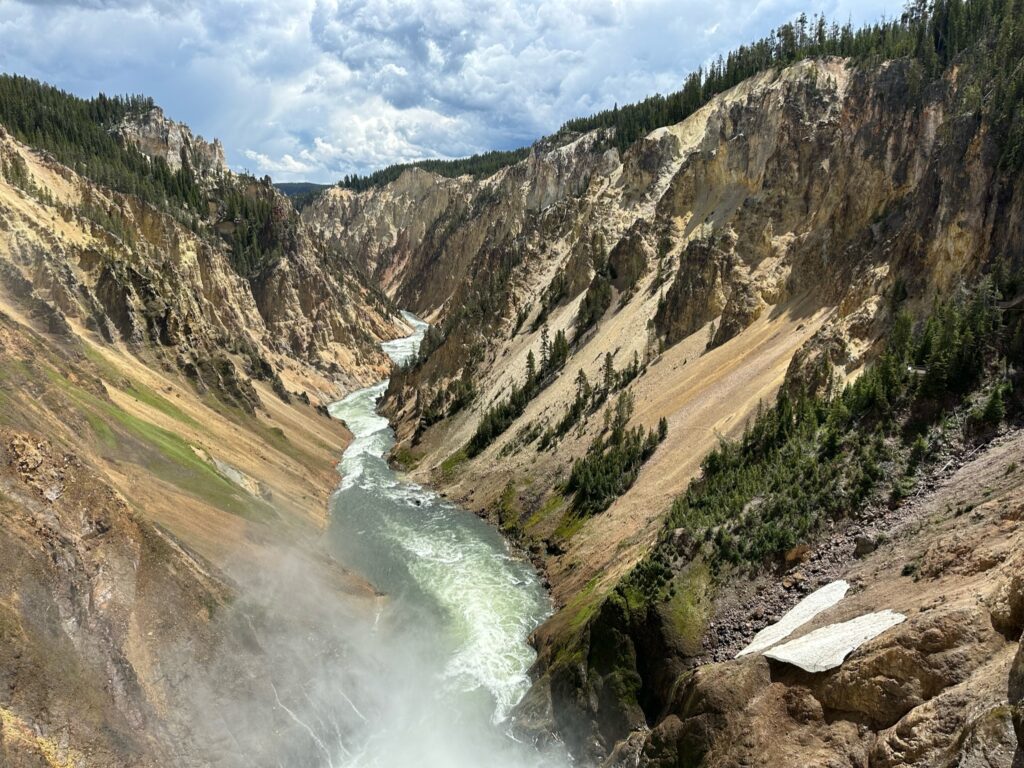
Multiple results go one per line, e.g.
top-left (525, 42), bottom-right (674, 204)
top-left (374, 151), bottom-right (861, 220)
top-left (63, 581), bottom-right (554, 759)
top-left (320, 311), bottom-right (568, 767)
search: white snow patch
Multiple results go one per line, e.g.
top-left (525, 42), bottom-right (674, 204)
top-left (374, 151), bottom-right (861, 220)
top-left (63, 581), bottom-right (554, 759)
top-left (763, 610), bottom-right (907, 673)
top-left (737, 580), bottom-right (849, 658)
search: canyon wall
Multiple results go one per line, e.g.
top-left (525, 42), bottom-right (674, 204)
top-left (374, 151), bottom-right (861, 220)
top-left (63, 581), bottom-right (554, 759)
top-left (0, 107), bottom-right (404, 765)
top-left (305, 56), bottom-right (1024, 765)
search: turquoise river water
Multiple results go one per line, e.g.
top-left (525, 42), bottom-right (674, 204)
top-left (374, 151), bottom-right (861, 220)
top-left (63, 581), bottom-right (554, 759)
top-left (322, 312), bottom-right (568, 767)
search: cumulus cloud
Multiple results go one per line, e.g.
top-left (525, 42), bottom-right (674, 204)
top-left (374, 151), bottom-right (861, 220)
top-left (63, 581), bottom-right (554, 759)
top-left (1, 0), bottom-right (900, 182)
top-left (243, 149), bottom-right (317, 175)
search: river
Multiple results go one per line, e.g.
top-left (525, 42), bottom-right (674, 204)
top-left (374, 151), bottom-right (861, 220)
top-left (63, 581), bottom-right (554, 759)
top-left (323, 312), bottom-right (567, 767)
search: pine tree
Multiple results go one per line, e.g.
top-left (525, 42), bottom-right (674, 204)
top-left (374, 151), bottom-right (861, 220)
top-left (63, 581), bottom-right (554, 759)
top-left (602, 352), bottom-right (616, 393)
top-left (575, 368), bottom-right (591, 402)
top-left (980, 384), bottom-right (1006, 424)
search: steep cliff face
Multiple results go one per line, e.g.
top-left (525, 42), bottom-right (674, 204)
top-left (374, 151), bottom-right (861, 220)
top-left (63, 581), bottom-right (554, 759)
top-left (309, 56), bottom-right (1022, 596)
top-left (305, 132), bottom-right (613, 315)
top-left (0, 427), bottom-right (228, 766)
top-left (0, 104), bottom-right (404, 765)
top-left (115, 105), bottom-right (226, 177)
top-left (0, 295), bottom-right (380, 766)
top-left (114, 110), bottom-right (404, 396)
top-left (0, 122), bottom-right (403, 405)
top-left (305, 54), bottom-right (1023, 764)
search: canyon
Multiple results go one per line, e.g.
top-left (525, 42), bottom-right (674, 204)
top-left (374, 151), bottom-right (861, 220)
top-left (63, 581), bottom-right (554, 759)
top-left (1, 21), bottom-right (1023, 768)
top-left (305, 52), bottom-right (1024, 766)
top-left (0, 96), bottom-right (408, 765)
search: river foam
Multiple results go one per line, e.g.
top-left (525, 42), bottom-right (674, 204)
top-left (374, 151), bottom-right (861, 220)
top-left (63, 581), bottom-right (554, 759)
top-left (324, 311), bottom-right (568, 767)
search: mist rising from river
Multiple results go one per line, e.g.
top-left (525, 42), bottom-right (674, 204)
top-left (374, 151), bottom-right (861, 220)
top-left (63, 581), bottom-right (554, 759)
top-left (314, 312), bottom-right (568, 767)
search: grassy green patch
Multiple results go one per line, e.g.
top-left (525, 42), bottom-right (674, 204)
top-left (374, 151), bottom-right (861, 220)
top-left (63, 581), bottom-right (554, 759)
top-left (440, 448), bottom-right (468, 479)
top-left (392, 445), bottom-right (421, 470)
top-left (109, 406), bottom-right (272, 521)
top-left (525, 492), bottom-right (565, 531)
top-left (80, 344), bottom-right (123, 380)
top-left (0, 357), bottom-right (32, 381)
top-left (553, 509), bottom-right (587, 541)
top-left (567, 577), bottom-right (603, 633)
top-left (81, 407), bottom-right (118, 449)
top-left (497, 480), bottom-right (520, 534)
top-left (202, 390), bottom-right (306, 460)
top-left (82, 345), bottom-right (200, 428)
top-left (552, 639), bottom-right (587, 669)
top-left (661, 563), bottom-right (712, 654)
top-left (124, 381), bottom-right (200, 428)
top-left (47, 369), bottom-right (272, 521)
top-left (0, 358), bottom-right (42, 429)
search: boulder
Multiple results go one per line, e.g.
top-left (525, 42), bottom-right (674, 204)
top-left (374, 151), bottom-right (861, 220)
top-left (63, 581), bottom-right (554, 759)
top-left (641, 656), bottom-right (771, 766)
top-left (854, 534), bottom-right (878, 557)
top-left (810, 607), bottom-right (1003, 729)
top-left (872, 683), bottom-right (1017, 767)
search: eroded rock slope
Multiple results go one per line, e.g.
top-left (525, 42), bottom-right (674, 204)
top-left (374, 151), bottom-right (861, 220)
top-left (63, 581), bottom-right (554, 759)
top-left (305, 55), bottom-right (1024, 765)
top-left (0, 101), bottom-right (404, 765)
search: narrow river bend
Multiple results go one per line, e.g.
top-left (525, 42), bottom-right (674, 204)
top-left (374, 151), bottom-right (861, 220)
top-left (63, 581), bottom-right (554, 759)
top-left (324, 312), bottom-right (567, 767)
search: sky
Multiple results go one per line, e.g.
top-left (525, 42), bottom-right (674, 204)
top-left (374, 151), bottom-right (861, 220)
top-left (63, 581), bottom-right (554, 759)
top-left (0, 0), bottom-right (901, 183)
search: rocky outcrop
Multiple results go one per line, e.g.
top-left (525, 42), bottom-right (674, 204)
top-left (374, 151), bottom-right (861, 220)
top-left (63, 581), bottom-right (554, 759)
top-left (632, 450), bottom-right (1024, 768)
top-left (115, 105), bottom-right (225, 177)
top-left (607, 220), bottom-right (651, 293)
top-left (641, 610), bottom-right (1018, 768)
top-left (0, 430), bottom-right (227, 766)
top-left (0, 125), bottom-right (403, 408)
top-left (652, 234), bottom-right (735, 346)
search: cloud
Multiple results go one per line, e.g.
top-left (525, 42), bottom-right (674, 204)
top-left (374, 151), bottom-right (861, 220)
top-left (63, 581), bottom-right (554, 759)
top-left (243, 149), bottom-right (317, 175)
top-left (0, 0), bottom-right (902, 182)
top-left (14, 0), bottom-right (183, 9)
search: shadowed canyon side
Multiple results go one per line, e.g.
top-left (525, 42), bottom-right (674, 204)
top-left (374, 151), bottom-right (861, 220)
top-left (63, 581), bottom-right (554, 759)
top-left (302, 35), bottom-right (1024, 768)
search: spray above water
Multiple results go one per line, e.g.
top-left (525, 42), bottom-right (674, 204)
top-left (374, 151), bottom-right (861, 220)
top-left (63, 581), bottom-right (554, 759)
top-left (322, 311), bottom-right (569, 767)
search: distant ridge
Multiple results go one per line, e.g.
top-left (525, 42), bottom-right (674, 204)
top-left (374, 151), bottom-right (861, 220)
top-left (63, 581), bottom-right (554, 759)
top-left (274, 181), bottom-right (330, 209)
